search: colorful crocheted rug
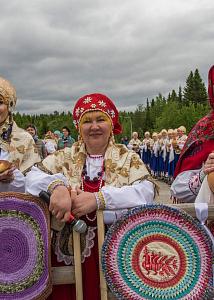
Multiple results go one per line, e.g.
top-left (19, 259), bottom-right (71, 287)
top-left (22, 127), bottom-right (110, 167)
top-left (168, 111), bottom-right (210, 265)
top-left (0, 192), bottom-right (52, 300)
top-left (101, 205), bottom-right (213, 300)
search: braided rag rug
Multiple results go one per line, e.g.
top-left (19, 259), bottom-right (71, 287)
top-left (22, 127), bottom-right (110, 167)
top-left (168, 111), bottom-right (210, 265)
top-left (101, 205), bottom-right (213, 300)
top-left (0, 192), bottom-right (52, 300)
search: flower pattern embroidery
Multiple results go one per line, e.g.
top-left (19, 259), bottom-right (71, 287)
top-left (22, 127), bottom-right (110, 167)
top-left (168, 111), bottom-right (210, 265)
top-left (72, 152), bottom-right (86, 170)
top-left (98, 100), bottom-right (107, 107)
top-left (105, 159), bottom-right (117, 179)
top-left (130, 156), bottom-right (143, 169)
top-left (62, 162), bottom-right (70, 171)
top-left (75, 107), bottom-right (80, 117)
top-left (91, 104), bottom-right (96, 109)
top-left (83, 97), bottom-right (92, 104)
top-left (118, 167), bottom-right (128, 178)
top-left (110, 110), bottom-right (115, 118)
top-left (180, 110), bottom-right (214, 160)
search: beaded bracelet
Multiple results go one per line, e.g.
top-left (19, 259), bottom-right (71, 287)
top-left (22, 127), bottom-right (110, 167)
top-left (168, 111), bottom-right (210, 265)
top-left (94, 191), bottom-right (106, 210)
top-left (47, 180), bottom-right (69, 195)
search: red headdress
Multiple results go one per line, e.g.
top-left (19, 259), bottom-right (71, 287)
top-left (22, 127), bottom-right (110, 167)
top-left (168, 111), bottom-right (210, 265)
top-left (174, 65), bottom-right (214, 178)
top-left (73, 93), bottom-right (122, 135)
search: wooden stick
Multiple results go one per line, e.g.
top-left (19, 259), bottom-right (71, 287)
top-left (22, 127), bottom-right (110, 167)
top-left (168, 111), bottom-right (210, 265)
top-left (167, 203), bottom-right (214, 219)
top-left (97, 210), bottom-right (108, 300)
top-left (71, 190), bottom-right (83, 300)
top-left (52, 266), bottom-right (75, 285)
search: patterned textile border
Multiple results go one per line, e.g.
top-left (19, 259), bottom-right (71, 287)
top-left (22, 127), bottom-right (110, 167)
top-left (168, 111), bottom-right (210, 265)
top-left (101, 205), bottom-right (213, 300)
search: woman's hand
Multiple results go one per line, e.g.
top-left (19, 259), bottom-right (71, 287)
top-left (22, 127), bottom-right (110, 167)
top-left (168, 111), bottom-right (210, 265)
top-left (71, 186), bottom-right (98, 218)
top-left (50, 185), bottom-right (72, 222)
top-left (0, 164), bottom-right (16, 182)
top-left (203, 152), bottom-right (214, 175)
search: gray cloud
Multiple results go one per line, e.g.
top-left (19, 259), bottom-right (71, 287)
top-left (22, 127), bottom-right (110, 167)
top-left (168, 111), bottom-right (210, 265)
top-left (1, 0), bottom-right (214, 115)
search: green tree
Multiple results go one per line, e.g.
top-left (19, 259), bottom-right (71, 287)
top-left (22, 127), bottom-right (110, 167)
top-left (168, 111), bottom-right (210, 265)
top-left (183, 69), bottom-right (208, 107)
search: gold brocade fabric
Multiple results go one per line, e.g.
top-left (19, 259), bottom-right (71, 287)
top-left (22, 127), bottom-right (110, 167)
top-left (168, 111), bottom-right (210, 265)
top-left (0, 115), bottom-right (13, 152)
top-left (7, 121), bottom-right (41, 173)
top-left (41, 137), bottom-right (158, 263)
top-left (42, 137), bottom-right (156, 190)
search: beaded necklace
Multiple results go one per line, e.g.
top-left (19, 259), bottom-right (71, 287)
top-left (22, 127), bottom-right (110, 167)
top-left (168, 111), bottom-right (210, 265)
top-left (81, 156), bottom-right (105, 222)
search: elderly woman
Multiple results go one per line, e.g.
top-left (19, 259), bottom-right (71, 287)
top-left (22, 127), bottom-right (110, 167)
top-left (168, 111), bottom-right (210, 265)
top-left (26, 93), bottom-right (157, 300)
top-left (0, 77), bottom-right (41, 192)
top-left (127, 131), bottom-right (142, 156)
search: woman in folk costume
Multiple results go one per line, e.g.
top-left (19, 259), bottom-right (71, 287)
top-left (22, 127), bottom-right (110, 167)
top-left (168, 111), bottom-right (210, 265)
top-left (171, 65), bottom-right (214, 203)
top-left (172, 126), bottom-right (187, 167)
top-left (150, 132), bottom-right (159, 178)
top-left (158, 129), bottom-right (167, 180)
top-left (157, 132), bottom-right (162, 178)
top-left (0, 77), bottom-right (41, 192)
top-left (127, 131), bottom-right (142, 157)
top-left (166, 129), bottom-right (174, 185)
top-left (26, 93), bottom-right (158, 300)
top-left (167, 129), bottom-right (176, 185)
top-left (142, 131), bottom-right (152, 169)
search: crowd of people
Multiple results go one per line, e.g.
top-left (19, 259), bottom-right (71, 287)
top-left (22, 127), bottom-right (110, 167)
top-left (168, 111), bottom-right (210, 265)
top-left (1, 63), bottom-right (214, 299)
top-left (121, 126), bottom-right (187, 185)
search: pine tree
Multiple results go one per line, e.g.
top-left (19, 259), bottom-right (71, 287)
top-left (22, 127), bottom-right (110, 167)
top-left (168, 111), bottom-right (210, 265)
top-left (183, 71), bottom-right (194, 106)
top-left (177, 86), bottom-right (182, 108)
top-left (183, 69), bottom-right (208, 107)
top-left (193, 69), bottom-right (209, 106)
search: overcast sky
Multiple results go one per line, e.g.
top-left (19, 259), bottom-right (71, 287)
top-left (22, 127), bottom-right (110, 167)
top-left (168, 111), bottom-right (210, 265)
top-left (1, 0), bottom-right (214, 115)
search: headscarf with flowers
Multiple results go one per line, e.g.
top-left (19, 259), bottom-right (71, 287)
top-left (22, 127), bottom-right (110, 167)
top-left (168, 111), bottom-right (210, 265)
top-left (174, 65), bottom-right (214, 178)
top-left (73, 93), bottom-right (122, 136)
top-left (0, 77), bottom-right (41, 172)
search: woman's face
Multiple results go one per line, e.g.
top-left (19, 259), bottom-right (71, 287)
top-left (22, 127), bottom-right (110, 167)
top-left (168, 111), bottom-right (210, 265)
top-left (177, 129), bottom-right (183, 138)
top-left (133, 133), bottom-right (138, 139)
top-left (62, 128), bottom-right (69, 137)
top-left (27, 126), bottom-right (36, 137)
top-left (0, 96), bottom-right (8, 126)
top-left (80, 111), bottom-right (111, 154)
top-left (54, 133), bottom-right (60, 139)
top-left (168, 133), bottom-right (172, 139)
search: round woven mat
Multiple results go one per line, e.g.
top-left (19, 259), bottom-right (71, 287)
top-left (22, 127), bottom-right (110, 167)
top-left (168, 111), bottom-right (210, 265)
top-left (0, 192), bottom-right (52, 300)
top-left (101, 205), bottom-right (213, 300)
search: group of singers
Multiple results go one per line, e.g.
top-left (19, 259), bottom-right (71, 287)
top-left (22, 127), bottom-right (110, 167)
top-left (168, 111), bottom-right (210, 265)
top-left (126, 127), bottom-right (187, 185)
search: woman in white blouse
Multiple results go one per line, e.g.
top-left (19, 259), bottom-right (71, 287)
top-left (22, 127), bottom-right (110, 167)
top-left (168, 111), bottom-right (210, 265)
top-left (26, 93), bottom-right (157, 300)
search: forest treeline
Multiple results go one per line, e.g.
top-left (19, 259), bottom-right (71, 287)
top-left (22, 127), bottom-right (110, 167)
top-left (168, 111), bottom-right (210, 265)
top-left (13, 69), bottom-right (210, 143)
